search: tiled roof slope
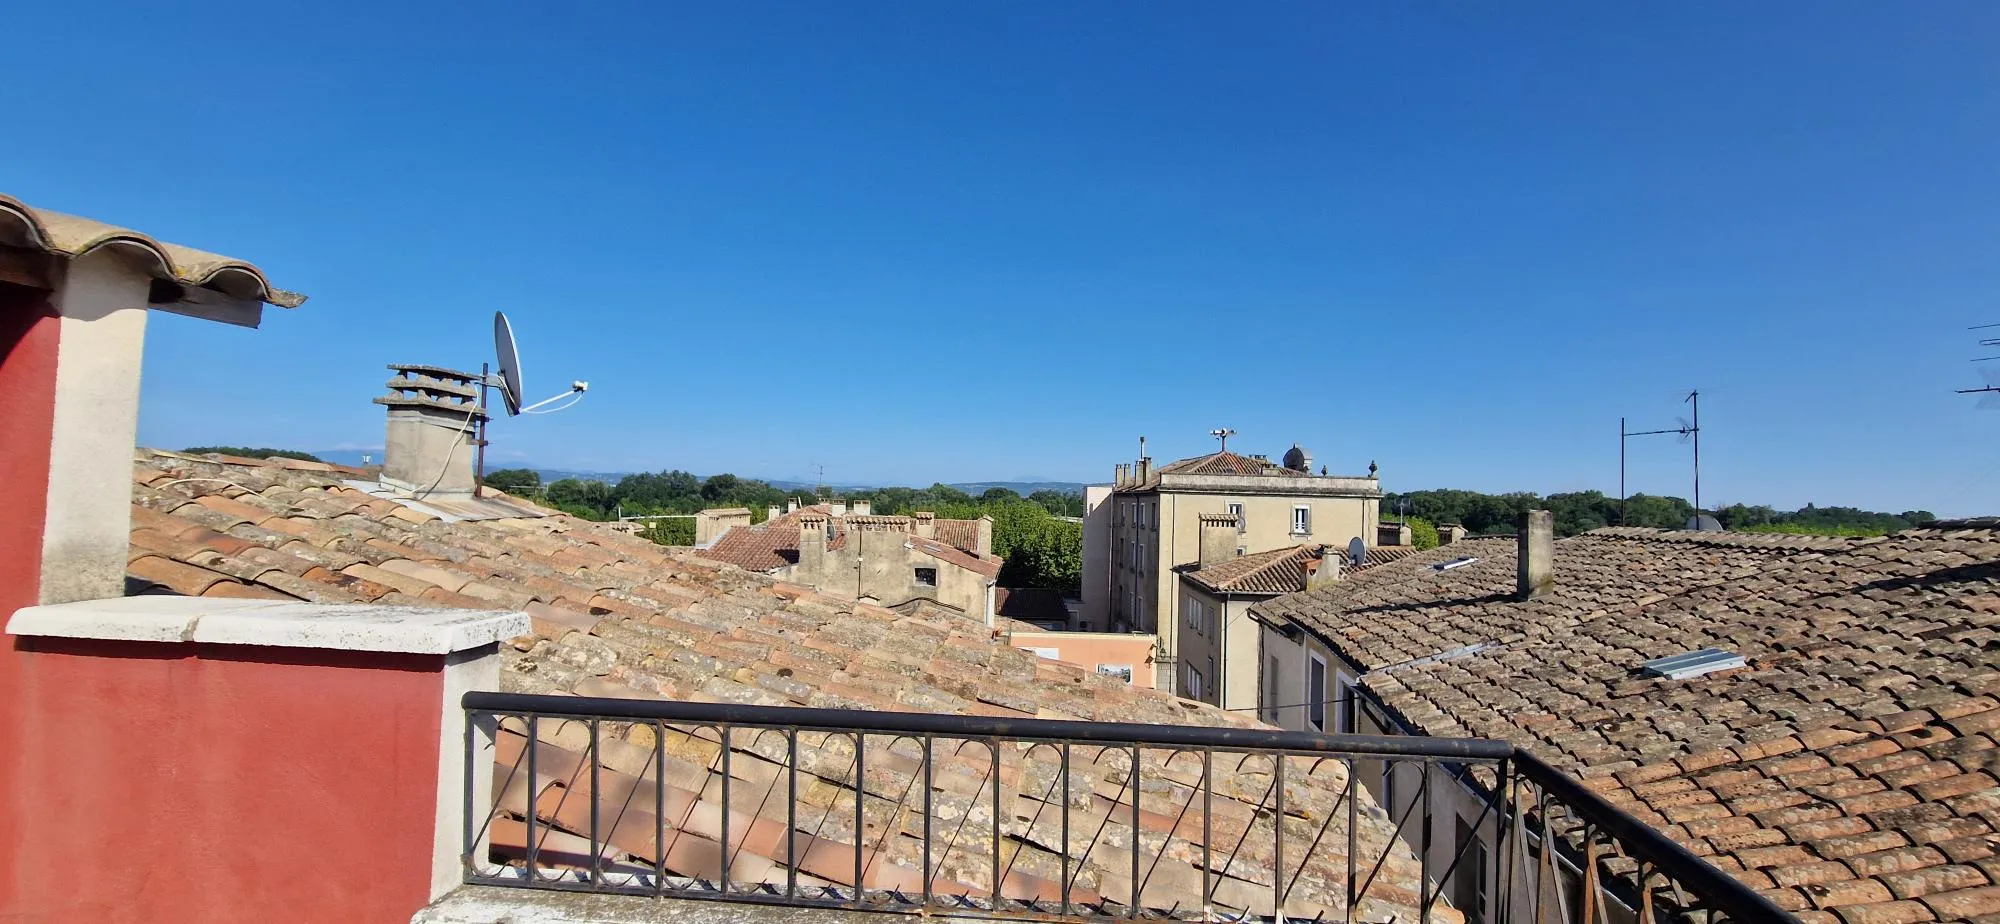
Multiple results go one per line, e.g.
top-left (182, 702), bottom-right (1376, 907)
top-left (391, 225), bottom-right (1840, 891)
top-left (701, 507), bottom-right (992, 576)
top-left (1118, 451), bottom-right (1307, 492)
top-left (1158, 451), bottom-right (1305, 478)
top-left (1263, 524), bottom-right (2000, 923)
top-left (1255, 530), bottom-right (1854, 671)
top-left (123, 450), bottom-right (1440, 922)
top-left (1184, 545), bottom-right (1320, 596)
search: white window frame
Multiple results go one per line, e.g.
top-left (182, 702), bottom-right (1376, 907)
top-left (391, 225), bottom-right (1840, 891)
top-left (1227, 502), bottom-right (1244, 534)
top-left (1307, 651), bottom-right (1328, 732)
top-left (1292, 504), bottom-right (1312, 536)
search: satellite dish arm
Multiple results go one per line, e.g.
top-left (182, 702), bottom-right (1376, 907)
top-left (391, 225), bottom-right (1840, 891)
top-left (519, 380), bottom-right (589, 414)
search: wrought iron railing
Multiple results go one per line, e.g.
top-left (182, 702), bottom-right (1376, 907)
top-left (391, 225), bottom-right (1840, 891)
top-left (461, 692), bottom-right (1795, 924)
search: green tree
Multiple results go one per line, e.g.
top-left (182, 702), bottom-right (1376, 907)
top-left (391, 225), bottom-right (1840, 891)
top-left (544, 478), bottom-right (614, 519)
top-left (1407, 517), bottom-right (1440, 551)
top-left (182, 446), bottom-right (324, 463)
top-left (484, 468), bottom-right (540, 494)
top-left (1028, 489), bottom-right (1085, 518)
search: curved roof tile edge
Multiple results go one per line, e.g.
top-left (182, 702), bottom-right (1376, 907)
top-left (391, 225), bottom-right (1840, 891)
top-left (0, 193), bottom-right (306, 309)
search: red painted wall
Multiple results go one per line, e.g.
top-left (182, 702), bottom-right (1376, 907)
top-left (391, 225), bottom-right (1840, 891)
top-left (0, 283), bottom-right (58, 612)
top-left (0, 282), bottom-right (62, 917)
top-left (7, 639), bottom-right (447, 924)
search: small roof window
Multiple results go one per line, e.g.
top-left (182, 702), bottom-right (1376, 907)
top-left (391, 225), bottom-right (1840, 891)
top-left (1641, 647), bottom-right (1745, 680)
top-left (1432, 557), bottom-right (1479, 572)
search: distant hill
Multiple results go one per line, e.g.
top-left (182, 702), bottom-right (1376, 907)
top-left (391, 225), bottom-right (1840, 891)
top-left (949, 481), bottom-right (1087, 496)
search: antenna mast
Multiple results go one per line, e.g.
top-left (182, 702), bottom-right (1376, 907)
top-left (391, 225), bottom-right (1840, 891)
top-left (1208, 428), bottom-right (1236, 452)
top-left (1960, 323), bottom-right (2000, 406)
top-left (1686, 390), bottom-right (1701, 514)
top-left (1618, 397), bottom-right (1699, 526)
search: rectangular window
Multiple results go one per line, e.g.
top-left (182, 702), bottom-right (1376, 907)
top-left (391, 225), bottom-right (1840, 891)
top-left (1187, 666), bottom-right (1205, 700)
top-left (1097, 664), bottom-right (1133, 684)
top-left (1307, 653), bottom-right (1328, 731)
top-left (1454, 817), bottom-right (1488, 924)
top-left (1292, 505), bottom-right (1312, 535)
top-left (914, 567), bottom-right (938, 587)
top-left (1264, 656), bottom-right (1281, 722)
top-left (1227, 502), bottom-right (1245, 534)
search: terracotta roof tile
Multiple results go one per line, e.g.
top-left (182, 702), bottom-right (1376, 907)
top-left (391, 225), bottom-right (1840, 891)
top-left (1259, 520), bottom-right (2000, 919)
top-left (124, 449), bottom-right (1434, 922)
top-left (1183, 544), bottom-right (1319, 595)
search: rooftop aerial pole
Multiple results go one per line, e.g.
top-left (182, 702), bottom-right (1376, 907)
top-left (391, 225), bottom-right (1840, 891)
top-left (1686, 390), bottom-right (1701, 514)
top-left (1620, 407), bottom-right (1697, 526)
top-left (1209, 428), bottom-right (1235, 452)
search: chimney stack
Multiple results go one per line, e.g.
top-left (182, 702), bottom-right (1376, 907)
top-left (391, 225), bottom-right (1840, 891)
top-left (1136, 457), bottom-right (1151, 484)
top-left (1377, 522), bottom-right (1412, 547)
top-left (375, 364), bottom-right (486, 496)
top-left (787, 498), bottom-right (800, 513)
top-left (1115, 463), bottom-right (1130, 487)
top-left (913, 512), bottom-right (936, 539)
top-left (975, 515), bottom-right (994, 557)
top-left (1308, 547), bottom-right (1343, 590)
top-left (798, 514), bottom-right (828, 571)
top-left (1517, 510), bottom-right (1554, 599)
top-left (1197, 513), bottom-right (1239, 569)
top-left (828, 499), bottom-right (846, 517)
top-left (851, 499), bottom-right (871, 516)
top-left (1437, 523), bottom-right (1467, 545)
top-left (766, 505), bottom-right (781, 523)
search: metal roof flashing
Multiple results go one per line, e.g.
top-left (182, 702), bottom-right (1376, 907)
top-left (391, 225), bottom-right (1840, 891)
top-left (1640, 647), bottom-right (1746, 681)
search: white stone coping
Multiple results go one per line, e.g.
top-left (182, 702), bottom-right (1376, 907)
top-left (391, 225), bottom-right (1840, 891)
top-left (7, 597), bottom-right (530, 654)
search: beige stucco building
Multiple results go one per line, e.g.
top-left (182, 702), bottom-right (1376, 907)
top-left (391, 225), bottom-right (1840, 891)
top-left (1080, 443), bottom-right (1381, 694)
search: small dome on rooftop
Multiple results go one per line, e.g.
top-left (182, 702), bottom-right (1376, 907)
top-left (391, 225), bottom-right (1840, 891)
top-left (1282, 443), bottom-right (1312, 472)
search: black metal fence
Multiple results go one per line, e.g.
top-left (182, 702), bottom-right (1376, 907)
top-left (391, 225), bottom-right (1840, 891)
top-left (461, 692), bottom-right (1795, 924)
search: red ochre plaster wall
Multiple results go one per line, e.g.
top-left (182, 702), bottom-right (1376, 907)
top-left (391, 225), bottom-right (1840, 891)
top-left (1, 283), bottom-right (61, 917)
top-left (7, 640), bottom-right (448, 923)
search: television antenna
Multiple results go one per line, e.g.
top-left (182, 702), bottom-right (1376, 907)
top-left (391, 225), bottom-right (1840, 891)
top-left (1209, 428), bottom-right (1236, 452)
top-left (1619, 393), bottom-right (1700, 526)
top-left (475, 311), bottom-right (589, 496)
top-left (1960, 323), bottom-right (2000, 408)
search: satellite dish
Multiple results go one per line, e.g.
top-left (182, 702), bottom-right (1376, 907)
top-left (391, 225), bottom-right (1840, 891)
top-left (1686, 514), bottom-right (1723, 532)
top-left (1347, 536), bottom-right (1367, 568)
top-left (493, 312), bottom-right (523, 417)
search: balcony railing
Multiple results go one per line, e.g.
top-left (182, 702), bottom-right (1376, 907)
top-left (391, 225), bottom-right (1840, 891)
top-left (461, 692), bottom-right (1796, 924)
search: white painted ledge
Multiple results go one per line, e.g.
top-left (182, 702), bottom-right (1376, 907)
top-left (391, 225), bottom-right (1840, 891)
top-left (7, 597), bottom-right (530, 654)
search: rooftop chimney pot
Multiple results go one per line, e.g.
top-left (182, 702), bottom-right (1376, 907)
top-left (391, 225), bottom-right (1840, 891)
top-left (1197, 513), bottom-right (1239, 569)
top-left (1517, 510), bottom-right (1554, 599)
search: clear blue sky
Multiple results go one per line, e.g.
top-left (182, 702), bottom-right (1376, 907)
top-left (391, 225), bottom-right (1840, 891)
top-left (7, 3), bottom-right (1998, 515)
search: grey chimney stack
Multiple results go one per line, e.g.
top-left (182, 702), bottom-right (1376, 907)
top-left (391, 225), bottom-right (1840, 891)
top-left (1115, 464), bottom-right (1130, 487)
top-left (1197, 513), bottom-right (1239, 569)
top-left (1308, 547), bottom-right (1343, 590)
top-left (375, 364), bottom-right (486, 496)
top-left (913, 511), bottom-right (937, 539)
top-left (797, 513), bottom-right (828, 570)
top-left (766, 505), bottom-right (781, 523)
top-left (850, 499), bottom-right (871, 516)
top-left (1517, 510), bottom-right (1554, 599)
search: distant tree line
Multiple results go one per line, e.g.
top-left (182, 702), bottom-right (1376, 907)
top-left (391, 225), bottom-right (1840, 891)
top-left (182, 446), bottom-right (325, 463)
top-left (1381, 488), bottom-right (1935, 539)
top-left (483, 470), bottom-right (1085, 592)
